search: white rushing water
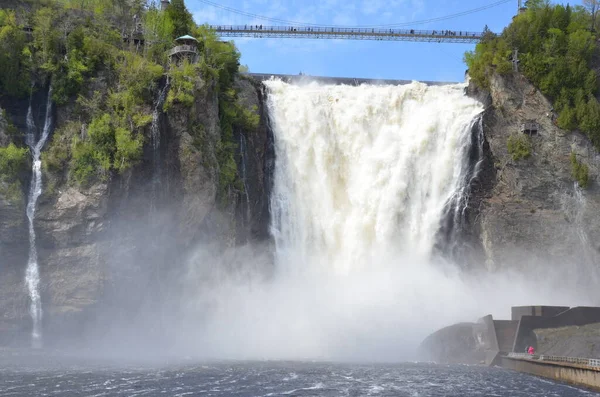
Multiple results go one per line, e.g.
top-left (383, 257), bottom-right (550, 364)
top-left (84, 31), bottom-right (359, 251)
top-left (239, 133), bottom-right (251, 224)
top-left (25, 87), bottom-right (53, 347)
top-left (184, 80), bottom-right (595, 361)
top-left (150, 82), bottom-right (169, 211)
top-left (267, 80), bottom-right (484, 272)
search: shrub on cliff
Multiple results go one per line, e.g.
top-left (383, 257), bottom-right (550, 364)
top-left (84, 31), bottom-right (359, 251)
top-left (164, 60), bottom-right (199, 111)
top-left (2, 0), bottom-right (246, 199)
top-left (0, 143), bottom-right (28, 180)
top-left (570, 152), bottom-right (589, 188)
top-left (0, 143), bottom-right (28, 203)
top-left (0, 10), bottom-right (31, 97)
top-left (507, 134), bottom-right (532, 161)
top-left (465, 2), bottom-right (600, 149)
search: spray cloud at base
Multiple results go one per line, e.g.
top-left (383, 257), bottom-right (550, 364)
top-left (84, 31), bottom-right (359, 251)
top-left (45, 79), bottom-right (600, 363)
top-left (161, 80), bottom-right (598, 362)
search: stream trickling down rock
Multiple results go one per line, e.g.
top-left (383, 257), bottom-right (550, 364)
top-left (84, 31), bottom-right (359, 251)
top-left (24, 86), bottom-right (53, 347)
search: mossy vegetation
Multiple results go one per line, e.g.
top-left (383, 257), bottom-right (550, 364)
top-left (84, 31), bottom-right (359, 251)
top-left (0, 0), bottom-right (254, 200)
top-left (507, 134), bottom-right (532, 160)
top-left (465, 1), bottom-right (600, 149)
top-left (0, 143), bottom-right (28, 204)
top-left (570, 152), bottom-right (589, 188)
top-left (0, 143), bottom-right (28, 180)
top-left (164, 60), bottom-right (199, 111)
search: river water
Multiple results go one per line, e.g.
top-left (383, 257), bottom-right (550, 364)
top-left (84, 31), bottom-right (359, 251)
top-left (1, 355), bottom-right (598, 396)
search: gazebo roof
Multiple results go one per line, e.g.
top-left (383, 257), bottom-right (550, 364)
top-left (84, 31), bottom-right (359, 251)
top-left (176, 35), bottom-right (199, 42)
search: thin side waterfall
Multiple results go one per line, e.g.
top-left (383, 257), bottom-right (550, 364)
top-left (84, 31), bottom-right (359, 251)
top-left (565, 183), bottom-right (600, 282)
top-left (150, 82), bottom-right (170, 211)
top-left (450, 116), bottom-right (484, 226)
top-left (239, 133), bottom-right (251, 224)
top-left (25, 86), bottom-right (53, 347)
top-left (437, 115), bottom-right (485, 260)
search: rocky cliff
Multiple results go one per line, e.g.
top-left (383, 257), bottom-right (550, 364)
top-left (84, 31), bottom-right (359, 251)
top-left (421, 73), bottom-right (600, 364)
top-left (0, 74), bottom-right (273, 346)
top-left (464, 73), bottom-right (600, 280)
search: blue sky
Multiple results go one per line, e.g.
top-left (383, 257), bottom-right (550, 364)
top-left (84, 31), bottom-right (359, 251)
top-left (187, 0), bottom-right (531, 82)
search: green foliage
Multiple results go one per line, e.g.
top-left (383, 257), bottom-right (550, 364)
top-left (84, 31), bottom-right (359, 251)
top-left (466, 3), bottom-right (600, 150)
top-left (114, 126), bottom-right (142, 173)
top-left (71, 138), bottom-right (102, 185)
top-left (43, 121), bottom-right (77, 172)
top-left (70, 111), bottom-right (144, 185)
top-left (143, 5), bottom-right (175, 63)
top-left (0, 141), bottom-right (27, 206)
top-left (165, 0), bottom-right (194, 39)
top-left (0, 10), bottom-right (31, 97)
top-left (570, 152), bottom-right (590, 188)
top-left (0, 180), bottom-right (24, 204)
top-left (184, 25), bottom-right (250, 205)
top-left (2, 0), bottom-right (253, 201)
top-left (164, 60), bottom-right (198, 111)
top-left (507, 134), bottom-right (532, 161)
top-left (0, 143), bottom-right (29, 180)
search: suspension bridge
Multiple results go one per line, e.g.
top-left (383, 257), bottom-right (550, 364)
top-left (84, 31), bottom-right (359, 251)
top-left (199, 0), bottom-right (525, 44)
top-left (211, 25), bottom-right (488, 44)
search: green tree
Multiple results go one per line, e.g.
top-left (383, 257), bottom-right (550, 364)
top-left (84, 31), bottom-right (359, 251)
top-left (465, 2), bottom-right (600, 150)
top-left (0, 10), bottom-right (30, 97)
top-left (507, 134), bottom-right (532, 161)
top-left (570, 152), bottom-right (590, 188)
top-left (583, 0), bottom-right (600, 30)
top-left (165, 0), bottom-right (194, 38)
top-left (0, 143), bottom-right (29, 180)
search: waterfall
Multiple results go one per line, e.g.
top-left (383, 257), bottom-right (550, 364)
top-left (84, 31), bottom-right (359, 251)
top-left (437, 115), bottom-right (485, 261)
top-left (239, 133), bottom-right (251, 224)
top-left (190, 80), bottom-right (593, 361)
top-left (150, 82), bottom-right (169, 210)
top-left (25, 86), bottom-right (53, 347)
top-left (265, 80), bottom-right (484, 272)
top-left (561, 183), bottom-right (600, 285)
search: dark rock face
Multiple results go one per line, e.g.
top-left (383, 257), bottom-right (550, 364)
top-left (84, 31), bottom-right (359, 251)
top-left (233, 77), bottom-right (274, 242)
top-left (0, 76), bottom-right (273, 346)
top-left (462, 74), bottom-right (600, 278)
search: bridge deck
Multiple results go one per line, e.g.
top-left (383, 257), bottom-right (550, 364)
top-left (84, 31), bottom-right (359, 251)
top-left (213, 25), bottom-right (485, 43)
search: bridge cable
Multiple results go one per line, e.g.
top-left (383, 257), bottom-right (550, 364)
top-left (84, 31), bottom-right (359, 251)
top-left (197, 0), bottom-right (512, 28)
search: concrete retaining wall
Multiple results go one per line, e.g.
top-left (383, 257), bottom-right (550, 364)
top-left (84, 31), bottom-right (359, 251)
top-left (511, 306), bottom-right (569, 321)
top-left (512, 308), bottom-right (600, 353)
top-left (501, 356), bottom-right (600, 391)
top-left (494, 320), bottom-right (519, 353)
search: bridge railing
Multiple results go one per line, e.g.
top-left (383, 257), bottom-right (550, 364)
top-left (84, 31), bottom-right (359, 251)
top-left (507, 352), bottom-right (600, 368)
top-left (211, 25), bottom-right (486, 39)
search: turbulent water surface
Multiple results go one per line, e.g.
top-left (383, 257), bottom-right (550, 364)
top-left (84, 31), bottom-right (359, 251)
top-left (1, 356), bottom-right (598, 397)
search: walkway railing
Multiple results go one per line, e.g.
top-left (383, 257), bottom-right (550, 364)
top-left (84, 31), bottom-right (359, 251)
top-left (211, 25), bottom-right (489, 43)
top-left (168, 45), bottom-right (198, 58)
top-left (507, 352), bottom-right (600, 368)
